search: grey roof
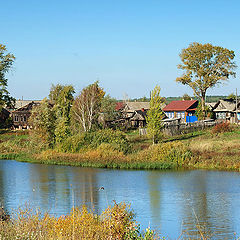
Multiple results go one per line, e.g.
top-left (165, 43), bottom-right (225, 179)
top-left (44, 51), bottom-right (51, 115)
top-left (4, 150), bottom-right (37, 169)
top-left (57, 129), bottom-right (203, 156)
top-left (130, 110), bottom-right (148, 121)
top-left (205, 102), bottom-right (217, 110)
top-left (213, 99), bottom-right (240, 112)
top-left (15, 100), bottom-right (42, 109)
top-left (124, 102), bottom-right (150, 112)
top-left (123, 102), bottom-right (166, 112)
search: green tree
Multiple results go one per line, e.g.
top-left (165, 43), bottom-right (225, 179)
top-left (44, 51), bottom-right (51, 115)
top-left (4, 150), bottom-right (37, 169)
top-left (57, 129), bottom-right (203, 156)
top-left (227, 93), bottom-right (237, 100)
top-left (49, 84), bottom-right (64, 102)
top-left (51, 85), bottom-right (75, 143)
top-left (146, 85), bottom-right (165, 144)
top-left (29, 98), bottom-right (56, 147)
top-left (0, 44), bottom-right (15, 110)
top-left (182, 93), bottom-right (191, 100)
top-left (71, 81), bottom-right (105, 132)
top-left (176, 42), bottom-right (236, 116)
top-left (99, 95), bottom-right (118, 125)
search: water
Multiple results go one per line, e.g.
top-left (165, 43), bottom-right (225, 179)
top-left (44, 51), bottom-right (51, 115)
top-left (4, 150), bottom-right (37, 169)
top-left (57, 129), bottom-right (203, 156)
top-left (0, 160), bottom-right (240, 239)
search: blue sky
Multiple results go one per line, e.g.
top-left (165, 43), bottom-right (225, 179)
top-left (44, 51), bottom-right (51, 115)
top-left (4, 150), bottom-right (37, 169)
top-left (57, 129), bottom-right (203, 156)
top-left (1, 0), bottom-right (240, 100)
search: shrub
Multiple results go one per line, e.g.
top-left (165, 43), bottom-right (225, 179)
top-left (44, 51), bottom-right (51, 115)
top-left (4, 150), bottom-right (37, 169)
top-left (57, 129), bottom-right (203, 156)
top-left (57, 133), bottom-right (86, 153)
top-left (212, 122), bottom-right (232, 134)
top-left (58, 129), bottom-right (132, 154)
top-left (0, 202), bottom-right (156, 240)
top-left (134, 141), bottom-right (192, 168)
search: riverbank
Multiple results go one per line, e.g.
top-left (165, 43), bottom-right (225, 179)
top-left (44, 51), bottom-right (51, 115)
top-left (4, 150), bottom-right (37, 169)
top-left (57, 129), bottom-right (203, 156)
top-left (0, 126), bottom-right (240, 171)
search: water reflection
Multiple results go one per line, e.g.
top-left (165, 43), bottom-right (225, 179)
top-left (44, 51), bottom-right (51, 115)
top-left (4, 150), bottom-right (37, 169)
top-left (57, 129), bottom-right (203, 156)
top-left (0, 160), bottom-right (240, 239)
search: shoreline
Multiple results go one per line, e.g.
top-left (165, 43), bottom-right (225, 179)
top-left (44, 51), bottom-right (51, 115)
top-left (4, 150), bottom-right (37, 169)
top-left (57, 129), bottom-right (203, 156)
top-left (1, 126), bottom-right (240, 172)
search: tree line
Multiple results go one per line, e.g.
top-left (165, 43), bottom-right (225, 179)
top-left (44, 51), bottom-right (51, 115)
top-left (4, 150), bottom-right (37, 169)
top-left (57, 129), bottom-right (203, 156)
top-left (0, 42), bottom-right (237, 145)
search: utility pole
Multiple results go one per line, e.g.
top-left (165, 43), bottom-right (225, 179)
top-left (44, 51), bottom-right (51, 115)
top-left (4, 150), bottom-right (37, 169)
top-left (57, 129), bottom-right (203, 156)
top-left (236, 88), bottom-right (238, 122)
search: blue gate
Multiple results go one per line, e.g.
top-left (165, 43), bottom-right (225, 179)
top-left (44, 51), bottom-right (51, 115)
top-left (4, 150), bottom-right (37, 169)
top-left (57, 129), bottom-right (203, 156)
top-left (186, 116), bottom-right (198, 123)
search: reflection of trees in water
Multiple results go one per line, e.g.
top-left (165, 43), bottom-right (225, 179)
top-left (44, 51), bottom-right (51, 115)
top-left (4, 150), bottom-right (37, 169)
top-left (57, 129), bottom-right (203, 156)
top-left (29, 165), bottom-right (99, 214)
top-left (147, 172), bottom-right (161, 225)
top-left (179, 171), bottom-right (233, 239)
top-left (0, 166), bottom-right (5, 208)
top-left (71, 168), bottom-right (99, 211)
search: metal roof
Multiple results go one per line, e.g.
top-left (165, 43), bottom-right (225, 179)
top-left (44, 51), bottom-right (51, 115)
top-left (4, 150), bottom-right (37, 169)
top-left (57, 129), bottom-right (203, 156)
top-left (163, 100), bottom-right (198, 112)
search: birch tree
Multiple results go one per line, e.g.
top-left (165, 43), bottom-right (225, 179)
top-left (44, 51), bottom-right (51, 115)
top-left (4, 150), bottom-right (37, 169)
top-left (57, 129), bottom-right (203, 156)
top-left (71, 82), bottom-right (105, 132)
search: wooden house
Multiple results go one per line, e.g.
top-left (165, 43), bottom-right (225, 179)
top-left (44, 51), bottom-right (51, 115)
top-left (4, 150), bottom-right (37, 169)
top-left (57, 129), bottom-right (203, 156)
top-left (122, 101), bottom-right (166, 128)
top-left (163, 100), bottom-right (199, 123)
top-left (213, 99), bottom-right (240, 123)
top-left (130, 109), bottom-right (148, 128)
top-left (121, 102), bottom-right (150, 118)
top-left (11, 101), bottom-right (41, 129)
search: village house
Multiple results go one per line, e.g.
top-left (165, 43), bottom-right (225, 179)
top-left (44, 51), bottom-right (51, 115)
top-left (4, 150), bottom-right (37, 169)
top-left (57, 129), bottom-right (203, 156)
top-left (163, 100), bottom-right (199, 123)
top-left (213, 99), bottom-right (240, 123)
top-left (122, 101), bottom-right (166, 128)
top-left (111, 102), bottom-right (151, 128)
top-left (11, 101), bottom-right (41, 129)
top-left (14, 100), bottom-right (42, 110)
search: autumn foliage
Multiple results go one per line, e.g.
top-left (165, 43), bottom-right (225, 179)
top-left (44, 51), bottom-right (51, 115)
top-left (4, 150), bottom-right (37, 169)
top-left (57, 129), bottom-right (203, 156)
top-left (0, 202), bottom-right (156, 240)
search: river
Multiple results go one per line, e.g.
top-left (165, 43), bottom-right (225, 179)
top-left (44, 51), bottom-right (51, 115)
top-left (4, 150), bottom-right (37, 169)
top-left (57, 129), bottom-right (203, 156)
top-left (0, 159), bottom-right (240, 239)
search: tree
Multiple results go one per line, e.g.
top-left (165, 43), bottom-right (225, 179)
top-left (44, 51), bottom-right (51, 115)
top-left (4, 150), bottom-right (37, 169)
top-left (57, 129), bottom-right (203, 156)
top-left (182, 93), bottom-right (191, 101)
top-left (49, 84), bottom-right (64, 102)
top-left (227, 93), bottom-right (237, 100)
top-left (146, 85), bottom-right (165, 144)
top-left (0, 44), bottom-right (15, 110)
top-left (30, 85), bottom-right (75, 146)
top-left (176, 42), bottom-right (236, 116)
top-left (71, 81), bottom-right (105, 132)
top-left (50, 84), bottom-right (75, 143)
top-left (99, 95), bottom-right (118, 124)
top-left (29, 98), bottom-right (56, 147)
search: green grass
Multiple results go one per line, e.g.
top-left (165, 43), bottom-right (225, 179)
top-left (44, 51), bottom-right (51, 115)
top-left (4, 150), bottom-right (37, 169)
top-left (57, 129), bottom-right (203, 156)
top-left (1, 126), bottom-right (240, 171)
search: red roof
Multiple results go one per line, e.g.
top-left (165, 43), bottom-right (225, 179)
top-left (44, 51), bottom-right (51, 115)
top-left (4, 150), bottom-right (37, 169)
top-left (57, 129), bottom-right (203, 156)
top-left (115, 102), bottom-right (125, 111)
top-left (163, 100), bottom-right (198, 112)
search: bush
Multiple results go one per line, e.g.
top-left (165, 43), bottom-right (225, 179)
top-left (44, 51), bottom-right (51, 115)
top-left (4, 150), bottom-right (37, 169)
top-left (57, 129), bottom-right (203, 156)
top-left (134, 141), bottom-right (192, 168)
top-left (212, 122), bottom-right (232, 134)
top-left (57, 134), bottom-right (86, 153)
top-left (58, 129), bottom-right (132, 154)
top-left (0, 202), bottom-right (156, 240)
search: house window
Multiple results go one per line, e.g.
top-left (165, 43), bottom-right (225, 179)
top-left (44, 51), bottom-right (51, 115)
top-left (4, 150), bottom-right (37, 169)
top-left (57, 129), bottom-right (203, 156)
top-left (14, 115), bottom-right (19, 122)
top-left (216, 112), bottom-right (226, 119)
top-left (166, 112), bottom-right (174, 119)
top-left (24, 116), bottom-right (27, 122)
top-left (176, 112), bottom-right (181, 118)
top-left (181, 112), bottom-right (185, 119)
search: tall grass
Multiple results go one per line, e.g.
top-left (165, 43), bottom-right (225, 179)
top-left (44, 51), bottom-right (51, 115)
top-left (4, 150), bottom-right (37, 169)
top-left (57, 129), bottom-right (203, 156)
top-left (34, 141), bottom-right (191, 170)
top-left (1, 126), bottom-right (240, 171)
top-left (0, 202), bottom-right (156, 240)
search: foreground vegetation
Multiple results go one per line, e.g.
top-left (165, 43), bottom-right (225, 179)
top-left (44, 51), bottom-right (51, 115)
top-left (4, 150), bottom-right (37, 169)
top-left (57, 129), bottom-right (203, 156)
top-left (0, 124), bottom-right (239, 172)
top-left (0, 202), bottom-right (157, 240)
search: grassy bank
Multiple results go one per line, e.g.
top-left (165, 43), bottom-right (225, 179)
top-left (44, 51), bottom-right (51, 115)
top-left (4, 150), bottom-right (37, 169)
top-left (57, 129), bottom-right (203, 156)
top-left (187, 126), bottom-right (240, 171)
top-left (0, 125), bottom-right (240, 171)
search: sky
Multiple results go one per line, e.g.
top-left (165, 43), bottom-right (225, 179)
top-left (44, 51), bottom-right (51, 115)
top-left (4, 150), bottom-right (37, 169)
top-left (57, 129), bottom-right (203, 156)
top-left (1, 0), bottom-right (240, 100)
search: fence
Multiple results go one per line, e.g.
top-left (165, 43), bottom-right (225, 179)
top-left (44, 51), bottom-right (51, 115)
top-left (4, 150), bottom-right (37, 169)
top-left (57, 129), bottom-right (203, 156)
top-left (139, 120), bottom-right (216, 137)
top-left (163, 120), bottom-right (216, 136)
